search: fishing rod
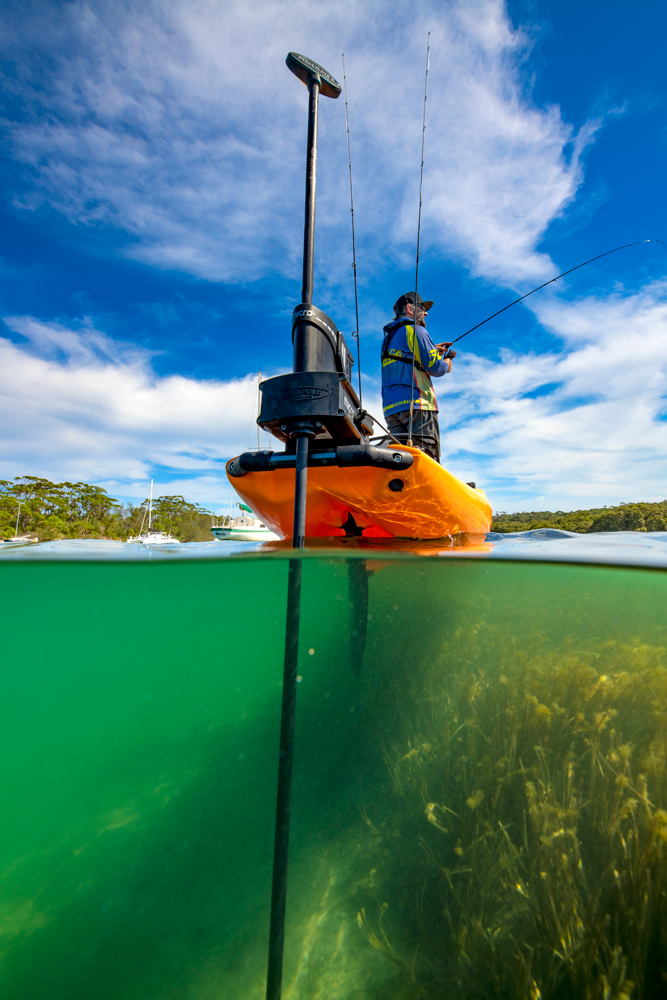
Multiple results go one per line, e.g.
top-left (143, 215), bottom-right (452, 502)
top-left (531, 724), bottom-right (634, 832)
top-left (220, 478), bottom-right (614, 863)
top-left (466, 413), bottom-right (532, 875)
top-left (407, 31), bottom-right (431, 448)
top-left (447, 239), bottom-right (666, 349)
top-left (342, 53), bottom-right (362, 406)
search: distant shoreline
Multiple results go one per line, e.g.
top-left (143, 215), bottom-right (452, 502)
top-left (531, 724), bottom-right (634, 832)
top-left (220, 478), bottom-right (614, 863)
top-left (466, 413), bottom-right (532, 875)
top-left (492, 501), bottom-right (667, 534)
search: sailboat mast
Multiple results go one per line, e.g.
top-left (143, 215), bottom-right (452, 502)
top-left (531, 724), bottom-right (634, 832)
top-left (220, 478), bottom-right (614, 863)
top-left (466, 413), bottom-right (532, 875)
top-left (257, 372), bottom-right (261, 451)
top-left (148, 479), bottom-right (153, 530)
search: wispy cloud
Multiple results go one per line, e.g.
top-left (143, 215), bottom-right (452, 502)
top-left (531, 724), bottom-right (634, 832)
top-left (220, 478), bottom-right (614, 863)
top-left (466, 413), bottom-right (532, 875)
top-left (0, 316), bottom-right (265, 502)
top-left (3, 283), bottom-right (665, 512)
top-left (433, 281), bottom-right (667, 507)
top-left (1, 0), bottom-right (593, 288)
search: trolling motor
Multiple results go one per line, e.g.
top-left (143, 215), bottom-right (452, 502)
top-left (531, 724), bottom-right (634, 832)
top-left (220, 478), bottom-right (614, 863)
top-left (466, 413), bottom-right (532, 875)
top-left (227, 52), bottom-right (396, 545)
top-left (258, 52), bottom-right (372, 449)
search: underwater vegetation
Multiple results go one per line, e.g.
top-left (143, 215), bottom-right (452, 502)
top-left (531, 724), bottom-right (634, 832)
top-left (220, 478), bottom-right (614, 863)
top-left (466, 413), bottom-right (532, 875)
top-left (359, 627), bottom-right (667, 1000)
top-left (2, 556), bottom-right (667, 999)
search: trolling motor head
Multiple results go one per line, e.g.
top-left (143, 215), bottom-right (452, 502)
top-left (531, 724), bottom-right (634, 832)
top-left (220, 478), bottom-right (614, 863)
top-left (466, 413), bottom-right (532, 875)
top-left (256, 53), bottom-right (372, 448)
top-left (285, 52), bottom-right (342, 99)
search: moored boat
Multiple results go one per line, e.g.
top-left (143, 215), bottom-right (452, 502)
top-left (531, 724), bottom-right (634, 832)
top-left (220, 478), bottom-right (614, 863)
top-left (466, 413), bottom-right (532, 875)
top-left (126, 528), bottom-right (181, 545)
top-left (211, 514), bottom-right (280, 542)
top-left (126, 479), bottom-right (181, 544)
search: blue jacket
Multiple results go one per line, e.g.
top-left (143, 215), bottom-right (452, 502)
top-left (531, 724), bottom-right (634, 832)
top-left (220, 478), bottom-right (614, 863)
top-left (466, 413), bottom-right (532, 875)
top-left (381, 318), bottom-right (450, 416)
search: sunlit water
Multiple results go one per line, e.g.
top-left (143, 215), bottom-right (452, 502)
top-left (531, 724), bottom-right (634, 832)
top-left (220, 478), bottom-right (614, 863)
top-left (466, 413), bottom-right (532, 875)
top-left (1, 533), bottom-right (667, 999)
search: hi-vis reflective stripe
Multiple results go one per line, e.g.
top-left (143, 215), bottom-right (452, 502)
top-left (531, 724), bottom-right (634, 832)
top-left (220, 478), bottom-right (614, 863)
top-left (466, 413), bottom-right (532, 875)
top-left (382, 326), bottom-right (428, 368)
top-left (383, 398), bottom-right (436, 414)
top-left (381, 322), bottom-right (440, 375)
top-left (408, 322), bottom-right (440, 368)
top-left (385, 397), bottom-right (414, 412)
top-left (406, 324), bottom-right (422, 367)
top-left (382, 352), bottom-right (411, 367)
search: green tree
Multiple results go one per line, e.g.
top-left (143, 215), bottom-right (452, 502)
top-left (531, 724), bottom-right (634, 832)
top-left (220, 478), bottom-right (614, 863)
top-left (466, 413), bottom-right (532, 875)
top-left (586, 501), bottom-right (667, 533)
top-left (0, 477), bottom-right (123, 540)
top-left (491, 500), bottom-right (667, 535)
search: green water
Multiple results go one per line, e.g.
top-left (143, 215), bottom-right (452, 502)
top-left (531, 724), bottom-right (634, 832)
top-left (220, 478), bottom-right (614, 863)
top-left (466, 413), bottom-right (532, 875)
top-left (1, 554), bottom-right (666, 999)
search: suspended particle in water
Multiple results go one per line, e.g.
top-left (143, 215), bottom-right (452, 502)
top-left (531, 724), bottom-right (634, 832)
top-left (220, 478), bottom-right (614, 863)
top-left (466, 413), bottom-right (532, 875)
top-left (309, 648), bottom-right (315, 655)
top-left (296, 675), bottom-right (303, 683)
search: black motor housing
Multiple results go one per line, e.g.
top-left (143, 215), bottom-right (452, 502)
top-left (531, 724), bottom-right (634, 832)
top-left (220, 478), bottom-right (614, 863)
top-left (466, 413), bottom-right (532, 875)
top-left (258, 304), bottom-right (370, 445)
top-left (291, 303), bottom-right (352, 378)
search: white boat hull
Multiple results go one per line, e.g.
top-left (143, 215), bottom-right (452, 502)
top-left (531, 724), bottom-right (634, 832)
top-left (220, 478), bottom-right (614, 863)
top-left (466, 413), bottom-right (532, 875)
top-left (211, 526), bottom-right (279, 542)
top-left (126, 531), bottom-right (180, 545)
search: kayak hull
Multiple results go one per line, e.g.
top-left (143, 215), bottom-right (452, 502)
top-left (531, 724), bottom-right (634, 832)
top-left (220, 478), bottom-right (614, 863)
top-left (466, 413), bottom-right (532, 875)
top-left (226, 446), bottom-right (492, 540)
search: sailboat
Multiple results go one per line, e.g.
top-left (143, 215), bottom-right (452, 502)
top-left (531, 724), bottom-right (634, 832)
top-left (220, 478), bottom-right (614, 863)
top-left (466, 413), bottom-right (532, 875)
top-left (126, 479), bottom-right (181, 545)
top-left (225, 52), bottom-right (492, 542)
top-left (211, 501), bottom-right (280, 542)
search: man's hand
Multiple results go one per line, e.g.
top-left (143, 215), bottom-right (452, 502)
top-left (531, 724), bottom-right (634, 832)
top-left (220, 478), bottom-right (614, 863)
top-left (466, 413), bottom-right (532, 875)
top-left (437, 342), bottom-right (456, 359)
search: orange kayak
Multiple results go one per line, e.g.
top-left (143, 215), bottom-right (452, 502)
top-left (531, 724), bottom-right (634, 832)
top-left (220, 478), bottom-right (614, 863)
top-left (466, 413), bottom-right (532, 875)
top-left (226, 445), bottom-right (492, 540)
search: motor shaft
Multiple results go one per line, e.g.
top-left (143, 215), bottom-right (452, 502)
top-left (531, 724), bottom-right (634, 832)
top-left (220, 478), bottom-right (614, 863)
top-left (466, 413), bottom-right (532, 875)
top-left (301, 77), bottom-right (320, 305)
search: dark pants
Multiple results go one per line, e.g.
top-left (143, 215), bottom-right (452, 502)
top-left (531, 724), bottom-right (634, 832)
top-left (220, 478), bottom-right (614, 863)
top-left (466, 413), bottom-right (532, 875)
top-left (386, 409), bottom-right (441, 462)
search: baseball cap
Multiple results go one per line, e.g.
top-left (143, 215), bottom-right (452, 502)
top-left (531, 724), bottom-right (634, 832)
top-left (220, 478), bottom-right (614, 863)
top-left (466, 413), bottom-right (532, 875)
top-left (393, 291), bottom-right (434, 315)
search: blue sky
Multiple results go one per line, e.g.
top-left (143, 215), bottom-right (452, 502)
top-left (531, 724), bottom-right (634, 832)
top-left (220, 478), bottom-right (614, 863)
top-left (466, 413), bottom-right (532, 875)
top-left (0, 0), bottom-right (665, 514)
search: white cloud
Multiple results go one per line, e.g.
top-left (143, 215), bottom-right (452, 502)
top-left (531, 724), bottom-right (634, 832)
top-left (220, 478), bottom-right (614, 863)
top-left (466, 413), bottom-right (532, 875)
top-left (0, 316), bottom-right (267, 505)
top-left (434, 281), bottom-right (667, 508)
top-left (1, 0), bottom-right (592, 288)
top-left (3, 283), bottom-right (666, 515)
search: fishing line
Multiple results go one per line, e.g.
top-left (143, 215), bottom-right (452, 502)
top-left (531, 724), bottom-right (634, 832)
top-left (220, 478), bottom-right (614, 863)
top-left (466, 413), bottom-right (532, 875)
top-left (366, 411), bottom-right (404, 446)
top-left (449, 239), bottom-right (666, 348)
top-left (407, 31), bottom-right (430, 447)
top-left (342, 54), bottom-right (363, 406)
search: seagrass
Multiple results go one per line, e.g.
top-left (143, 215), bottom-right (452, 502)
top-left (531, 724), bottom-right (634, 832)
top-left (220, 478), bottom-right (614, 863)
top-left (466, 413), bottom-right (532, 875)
top-left (359, 627), bottom-right (667, 1000)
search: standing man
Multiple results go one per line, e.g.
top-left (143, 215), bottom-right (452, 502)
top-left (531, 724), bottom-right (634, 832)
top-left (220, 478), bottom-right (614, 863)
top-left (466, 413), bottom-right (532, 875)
top-left (381, 291), bottom-right (454, 462)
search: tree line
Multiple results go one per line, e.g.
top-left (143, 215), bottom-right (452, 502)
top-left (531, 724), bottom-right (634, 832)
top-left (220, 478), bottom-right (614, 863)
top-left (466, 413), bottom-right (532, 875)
top-left (491, 500), bottom-right (667, 534)
top-left (3, 476), bottom-right (665, 540)
top-left (0, 477), bottom-right (215, 542)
